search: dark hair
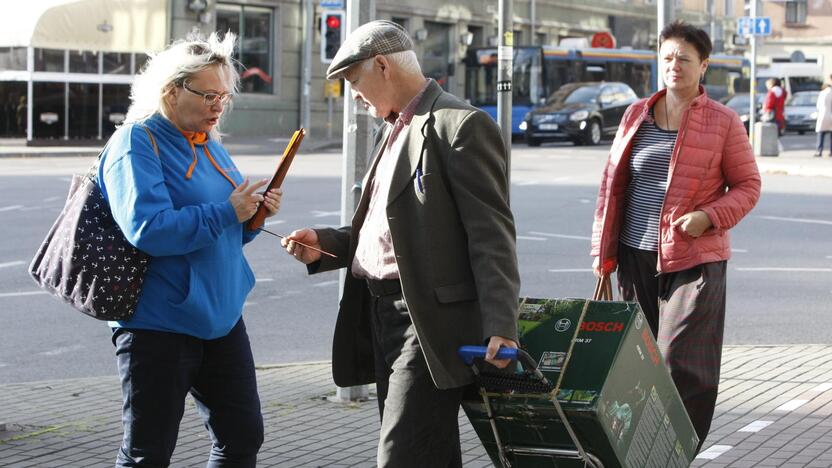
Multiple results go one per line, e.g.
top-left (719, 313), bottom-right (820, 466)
top-left (773, 78), bottom-right (782, 87)
top-left (659, 20), bottom-right (712, 61)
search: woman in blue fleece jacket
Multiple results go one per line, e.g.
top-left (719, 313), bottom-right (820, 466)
top-left (98, 33), bottom-right (279, 467)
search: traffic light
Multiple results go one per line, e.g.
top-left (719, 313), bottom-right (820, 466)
top-left (321, 11), bottom-right (344, 63)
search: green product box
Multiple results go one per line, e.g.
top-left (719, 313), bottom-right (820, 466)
top-left (462, 298), bottom-right (699, 468)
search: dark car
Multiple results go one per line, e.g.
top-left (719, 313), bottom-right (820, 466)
top-left (784, 91), bottom-right (819, 134)
top-left (722, 93), bottom-right (763, 133)
top-left (521, 82), bottom-right (638, 146)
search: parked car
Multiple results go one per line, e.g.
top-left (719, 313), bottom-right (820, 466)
top-left (722, 93), bottom-right (763, 133)
top-left (784, 90), bottom-right (820, 134)
top-left (521, 82), bottom-right (638, 146)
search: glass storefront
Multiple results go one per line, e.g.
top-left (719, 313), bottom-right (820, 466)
top-left (68, 83), bottom-right (99, 139)
top-left (33, 82), bottom-right (65, 140)
top-left (423, 21), bottom-right (451, 90)
top-left (217, 3), bottom-right (274, 94)
top-left (0, 82), bottom-right (26, 137)
top-left (102, 84), bottom-right (130, 137)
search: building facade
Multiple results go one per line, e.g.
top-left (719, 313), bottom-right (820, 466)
top-left (0, 0), bottom-right (746, 143)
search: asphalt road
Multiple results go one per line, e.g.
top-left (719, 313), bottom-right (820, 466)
top-left (1, 136), bottom-right (830, 383)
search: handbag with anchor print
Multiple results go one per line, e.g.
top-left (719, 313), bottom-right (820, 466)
top-left (28, 126), bottom-right (159, 321)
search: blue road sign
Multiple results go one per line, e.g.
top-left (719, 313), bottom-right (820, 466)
top-left (738, 16), bottom-right (772, 36)
top-left (320, 0), bottom-right (343, 8)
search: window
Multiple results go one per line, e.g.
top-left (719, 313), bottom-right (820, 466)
top-left (216, 4), bottom-right (274, 94)
top-left (785, 0), bottom-right (807, 24)
top-left (103, 52), bottom-right (131, 75)
top-left (0, 47), bottom-right (26, 71)
top-left (69, 50), bottom-right (98, 73)
top-left (34, 49), bottom-right (65, 72)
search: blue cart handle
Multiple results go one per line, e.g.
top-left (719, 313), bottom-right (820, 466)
top-left (458, 345), bottom-right (518, 365)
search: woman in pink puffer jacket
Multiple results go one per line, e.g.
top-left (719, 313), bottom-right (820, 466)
top-left (590, 20), bottom-right (760, 451)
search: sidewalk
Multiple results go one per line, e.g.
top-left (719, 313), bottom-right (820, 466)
top-left (2, 345), bottom-right (832, 467)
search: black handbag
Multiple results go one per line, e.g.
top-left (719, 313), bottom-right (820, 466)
top-left (29, 126), bottom-right (159, 320)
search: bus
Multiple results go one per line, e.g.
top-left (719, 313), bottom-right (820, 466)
top-left (464, 45), bottom-right (748, 135)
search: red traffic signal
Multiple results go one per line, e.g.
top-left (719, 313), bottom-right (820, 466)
top-left (321, 11), bottom-right (344, 63)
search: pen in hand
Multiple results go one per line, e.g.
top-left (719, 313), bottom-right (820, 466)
top-left (258, 228), bottom-right (337, 258)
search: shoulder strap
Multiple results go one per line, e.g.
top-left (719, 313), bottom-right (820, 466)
top-left (140, 125), bottom-right (160, 157)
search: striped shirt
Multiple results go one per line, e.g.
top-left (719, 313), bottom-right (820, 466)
top-left (621, 117), bottom-right (677, 251)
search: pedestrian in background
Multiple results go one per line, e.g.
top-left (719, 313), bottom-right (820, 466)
top-left (814, 78), bottom-right (832, 157)
top-left (762, 77), bottom-right (788, 135)
top-left (99, 33), bottom-right (281, 467)
top-left (281, 20), bottom-right (520, 468)
top-left (590, 20), bottom-right (761, 450)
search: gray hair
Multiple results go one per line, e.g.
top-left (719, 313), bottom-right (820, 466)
top-left (360, 50), bottom-right (422, 76)
top-left (124, 32), bottom-right (239, 140)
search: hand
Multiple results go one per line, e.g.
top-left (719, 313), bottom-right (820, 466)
top-left (230, 178), bottom-right (269, 223)
top-left (485, 336), bottom-right (518, 369)
top-left (281, 228), bottom-right (322, 264)
top-left (592, 256), bottom-right (616, 278)
top-left (262, 188), bottom-right (282, 218)
top-left (672, 210), bottom-right (713, 238)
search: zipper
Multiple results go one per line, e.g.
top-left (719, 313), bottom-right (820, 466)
top-left (597, 110), bottom-right (645, 269)
top-left (656, 100), bottom-right (693, 274)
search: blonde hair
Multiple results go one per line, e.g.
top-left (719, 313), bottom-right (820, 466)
top-left (124, 32), bottom-right (239, 140)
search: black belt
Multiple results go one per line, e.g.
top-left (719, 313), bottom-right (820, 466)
top-left (365, 278), bottom-right (402, 297)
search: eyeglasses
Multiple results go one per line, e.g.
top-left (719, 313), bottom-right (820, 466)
top-left (182, 81), bottom-right (233, 106)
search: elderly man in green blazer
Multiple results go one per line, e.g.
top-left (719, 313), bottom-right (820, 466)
top-left (282, 20), bottom-right (520, 467)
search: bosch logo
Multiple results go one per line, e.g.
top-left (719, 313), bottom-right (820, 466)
top-left (579, 321), bottom-right (624, 333)
top-left (555, 318), bottom-right (572, 332)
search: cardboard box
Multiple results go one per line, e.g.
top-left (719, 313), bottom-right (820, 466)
top-left (462, 298), bottom-right (699, 468)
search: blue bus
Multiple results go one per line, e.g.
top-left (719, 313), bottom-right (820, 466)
top-left (464, 45), bottom-right (747, 135)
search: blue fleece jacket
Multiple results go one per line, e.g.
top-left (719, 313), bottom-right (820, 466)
top-left (98, 113), bottom-right (258, 339)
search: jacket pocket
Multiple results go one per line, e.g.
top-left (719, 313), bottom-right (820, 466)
top-left (434, 281), bottom-right (477, 304)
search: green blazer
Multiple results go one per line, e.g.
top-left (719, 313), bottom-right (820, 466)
top-left (311, 80), bottom-right (520, 389)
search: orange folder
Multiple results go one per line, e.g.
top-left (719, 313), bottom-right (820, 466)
top-left (246, 128), bottom-right (306, 232)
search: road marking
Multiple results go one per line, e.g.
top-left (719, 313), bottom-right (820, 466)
top-left (578, 198), bottom-right (591, 204)
top-left (517, 235), bottom-right (546, 241)
top-left (759, 215), bottom-right (832, 226)
top-left (514, 181), bottom-right (539, 186)
top-left (775, 399), bottom-right (808, 412)
top-left (264, 219), bottom-right (285, 226)
top-left (529, 231), bottom-right (591, 241)
top-left (256, 278), bottom-right (274, 282)
top-left (0, 291), bottom-right (48, 298)
top-left (810, 383), bottom-right (832, 392)
top-left (39, 344), bottom-right (83, 356)
top-left (731, 248), bottom-right (748, 253)
top-left (0, 261), bottom-right (25, 269)
top-left (311, 210), bottom-right (340, 218)
top-left (549, 269), bottom-right (593, 273)
top-left (696, 445), bottom-right (732, 460)
top-left (736, 267), bottom-right (832, 272)
top-left (314, 224), bottom-right (337, 228)
top-left (0, 205), bottom-right (23, 212)
top-left (738, 420), bottom-right (773, 433)
top-left (43, 196), bottom-right (61, 202)
top-left (244, 301), bottom-right (257, 307)
top-left (313, 280), bottom-right (338, 287)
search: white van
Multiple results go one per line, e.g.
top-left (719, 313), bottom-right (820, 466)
top-left (755, 62), bottom-right (824, 96)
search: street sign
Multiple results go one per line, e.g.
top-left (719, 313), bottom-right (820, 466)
top-left (738, 16), bottom-right (772, 36)
top-left (320, 0), bottom-right (343, 8)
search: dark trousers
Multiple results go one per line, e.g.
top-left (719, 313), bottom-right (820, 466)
top-left (112, 319), bottom-right (264, 468)
top-left (616, 243), bottom-right (726, 451)
top-left (817, 131), bottom-right (832, 154)
top-left (367, 280), bottom-right (464, 468)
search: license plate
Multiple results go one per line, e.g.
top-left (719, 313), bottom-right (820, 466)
top-left (539, 123), bottom-right (559, 130)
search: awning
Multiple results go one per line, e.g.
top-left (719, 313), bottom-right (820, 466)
top-left (0, 0), bottom-right (168, 53)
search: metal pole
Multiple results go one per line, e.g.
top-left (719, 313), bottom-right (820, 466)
top-left (327, 94), bottom-right (333, 140)
top-left (332, 0), bottom-right (375, 403)
top-left (497, 0), bottom-right (513, 189)
top-left (657, 0), bottom-right (671, 90)
top-left (300, 0), bottom-right (312, 131)
top-left (27, 46), bottom-right (33, 142)
top-left (749, 0), bottom-right (757, 144)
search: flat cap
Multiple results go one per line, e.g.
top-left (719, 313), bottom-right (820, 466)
top-left (326, 20), bottom-right (413, 80)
